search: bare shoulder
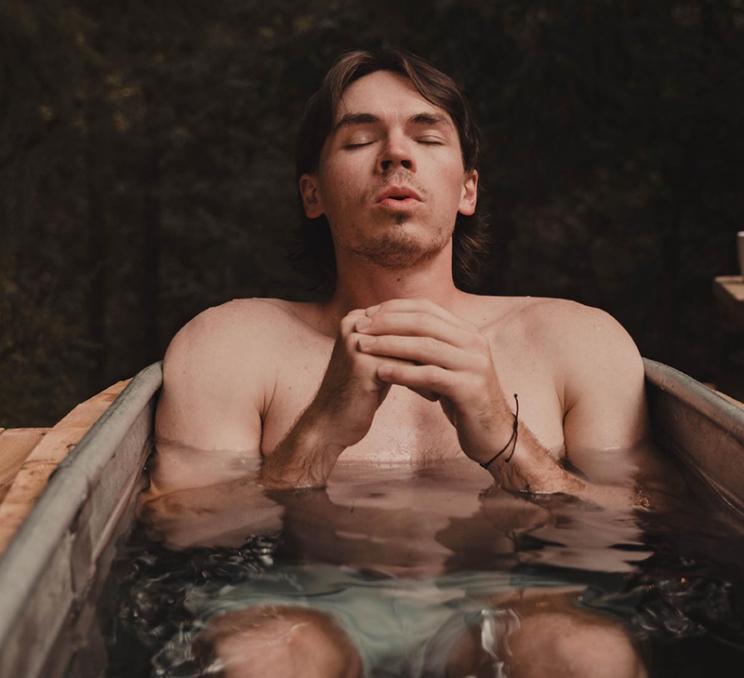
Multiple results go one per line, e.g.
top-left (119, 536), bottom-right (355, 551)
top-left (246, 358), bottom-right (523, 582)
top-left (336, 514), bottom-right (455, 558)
top-left (514, 297), bottom-right (642, 373)
top-left (513, 297), bottom-right (637, 347)
top-left (158, 298), bottom-right (303, 437)
top-left (479, 294), bottom-right (645, 409)
top-left (170, 297), bottom-right (298, 341)
top-left (164, 297), bottom-right (301, 370)
top-left (148, 299), bottom-right (298, 494)
top-left (474, 293), bottom-right (629, 346)
top-left (518, 298), bottom-right (648, 447)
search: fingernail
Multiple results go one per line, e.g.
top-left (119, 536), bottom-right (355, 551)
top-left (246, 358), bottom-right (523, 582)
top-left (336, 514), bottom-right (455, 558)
top-left (366, 305), bottom-right (381, 316)
top-left (357, 336), bottom-right (376, 350)
top-left (356, 317), bottom-right (371, 330)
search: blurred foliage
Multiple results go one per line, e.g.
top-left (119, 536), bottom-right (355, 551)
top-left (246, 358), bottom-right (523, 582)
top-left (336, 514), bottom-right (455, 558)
top-left (1, 0), bottom-right (743, 425)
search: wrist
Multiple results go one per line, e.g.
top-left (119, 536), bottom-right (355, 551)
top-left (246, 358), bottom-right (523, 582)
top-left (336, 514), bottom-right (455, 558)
top-left (479, 393), bottom-right (520, 470)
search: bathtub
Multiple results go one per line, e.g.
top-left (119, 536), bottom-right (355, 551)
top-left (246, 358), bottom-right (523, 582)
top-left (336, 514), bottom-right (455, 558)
top-left (0, 359), bottom-right (741, 677)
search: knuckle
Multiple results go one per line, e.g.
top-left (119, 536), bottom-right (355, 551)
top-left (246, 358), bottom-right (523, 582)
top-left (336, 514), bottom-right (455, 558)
top-left (423, 365), bottom-right (442, 386)
top-left (343, 332), bottom-right (361, 353)
top-left (474, 373), bottom-right (489, 392)
top-left (473, 351), bottom-right (491, 373)
top-left (340, 311), bottom-right (363, 333)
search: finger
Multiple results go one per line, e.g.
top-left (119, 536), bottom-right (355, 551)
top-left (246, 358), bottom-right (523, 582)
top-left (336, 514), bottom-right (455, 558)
top-left (376, 362), bottom-right (459, 398)
top-left (350, 333), bottom-right (419, 374)
top-left (355, 311), bottom-right (472, 348)
top-left (357, 334), bottom-right (470, 371)
top-left (340, 308), bottom-right (368, 335)
top-left (367, 298), bottom-right (475, 331)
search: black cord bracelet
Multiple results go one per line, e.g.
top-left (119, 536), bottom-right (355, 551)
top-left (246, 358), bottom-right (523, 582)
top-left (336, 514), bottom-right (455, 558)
top-left (480, 393), bottom-right (519, 470)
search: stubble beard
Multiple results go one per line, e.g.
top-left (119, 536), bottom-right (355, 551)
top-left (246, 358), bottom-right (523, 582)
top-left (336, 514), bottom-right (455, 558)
top-left (347, 214), bottom-right (452, 270)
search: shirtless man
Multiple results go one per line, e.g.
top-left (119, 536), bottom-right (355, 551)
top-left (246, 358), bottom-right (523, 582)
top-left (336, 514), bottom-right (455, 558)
top-left (144, 49), bottom-right (662, 677)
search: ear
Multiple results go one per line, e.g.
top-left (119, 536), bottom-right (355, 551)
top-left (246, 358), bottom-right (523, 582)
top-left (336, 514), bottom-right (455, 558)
top-left (299, 174), bottom-right (325, 219)
top-left (457, 169), bottom-right (478, 216)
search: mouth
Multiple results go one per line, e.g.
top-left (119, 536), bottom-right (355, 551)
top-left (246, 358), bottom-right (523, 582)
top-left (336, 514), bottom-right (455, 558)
top-left (375, 185), bottom-right (423, 209)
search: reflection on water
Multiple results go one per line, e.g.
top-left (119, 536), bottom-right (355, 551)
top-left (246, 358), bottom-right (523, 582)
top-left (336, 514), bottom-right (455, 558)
top-left (107, 458), bottom-right (744, 677)
top-left (139, 458), bottom-right (652, 576)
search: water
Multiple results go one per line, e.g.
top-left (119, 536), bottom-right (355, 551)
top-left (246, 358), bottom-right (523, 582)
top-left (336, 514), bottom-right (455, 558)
top-left (103, 458), bottom-right (744, 677)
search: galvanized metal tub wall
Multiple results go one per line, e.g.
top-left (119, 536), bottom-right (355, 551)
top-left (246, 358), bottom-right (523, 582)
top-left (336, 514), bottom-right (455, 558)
top-left (644, 359), bottom-right (744, 517)
top-left (0, 363), bottom-right (162, 678)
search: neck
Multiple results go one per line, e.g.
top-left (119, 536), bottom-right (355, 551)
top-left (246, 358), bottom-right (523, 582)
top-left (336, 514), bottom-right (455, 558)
top-left (326, 243), bottom-right (463, 316)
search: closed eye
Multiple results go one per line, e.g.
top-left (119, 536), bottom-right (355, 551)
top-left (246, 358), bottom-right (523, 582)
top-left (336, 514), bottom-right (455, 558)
top-left (343, 141), bottom-right (375, 149)
top-left (417, 138), bottom-right (444, 145)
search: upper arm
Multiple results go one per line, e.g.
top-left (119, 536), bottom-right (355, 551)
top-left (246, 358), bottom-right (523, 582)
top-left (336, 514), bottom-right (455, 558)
top-left (548, 303), bottom-right (649, 462)
top-left (149, 300), bottom-right (273, 496)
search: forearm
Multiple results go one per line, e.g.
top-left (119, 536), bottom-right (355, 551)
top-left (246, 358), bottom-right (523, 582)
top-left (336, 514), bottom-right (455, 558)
top-left (482, 422), bottom-right (639, 510)
top-left (259, 407), bottom-right (346, 489)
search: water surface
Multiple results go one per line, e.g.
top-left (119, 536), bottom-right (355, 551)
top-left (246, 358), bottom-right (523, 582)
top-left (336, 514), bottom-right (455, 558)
top-left (106, 457), bottom-right (744, 677)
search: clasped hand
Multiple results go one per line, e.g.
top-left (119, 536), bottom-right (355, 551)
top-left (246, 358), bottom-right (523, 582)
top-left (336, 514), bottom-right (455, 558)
top-left (352, 298), bottom-right (515, 467)
top-left (274, 297), bottom-right (572, 493)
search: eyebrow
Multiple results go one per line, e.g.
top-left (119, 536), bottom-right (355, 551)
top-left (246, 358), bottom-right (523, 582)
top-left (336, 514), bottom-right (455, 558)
top-left (409, 112), bottom-right (452, 129)
top-left (332, 111), bottom-right (454, 133)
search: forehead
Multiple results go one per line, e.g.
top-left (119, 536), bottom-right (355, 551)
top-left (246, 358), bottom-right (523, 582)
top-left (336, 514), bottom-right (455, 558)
top-left (335, 70), bottom-right (452, 124)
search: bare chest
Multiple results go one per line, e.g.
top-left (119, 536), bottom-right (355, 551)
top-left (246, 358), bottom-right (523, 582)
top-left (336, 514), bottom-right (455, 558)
top-left (259, 330), bottom-right (567, 464)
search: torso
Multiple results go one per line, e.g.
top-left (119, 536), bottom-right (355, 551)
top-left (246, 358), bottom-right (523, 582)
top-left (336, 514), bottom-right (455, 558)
top-left (147, 293), bottom-right (663, 571)
top-left (254, 295), bottom-right (567, 466)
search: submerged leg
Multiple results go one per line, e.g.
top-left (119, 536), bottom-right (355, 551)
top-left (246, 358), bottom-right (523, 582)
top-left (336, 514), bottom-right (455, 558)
top-left (193, 605), bottom-right (363, 678)
top-left (506, 605), bottom-right (647, 678)
top-left (429, 592), bottom-right (646, 678)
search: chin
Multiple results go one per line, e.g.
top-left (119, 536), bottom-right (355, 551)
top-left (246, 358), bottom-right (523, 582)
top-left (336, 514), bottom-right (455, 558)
top-left (352, 228), bottom-right (450, 270)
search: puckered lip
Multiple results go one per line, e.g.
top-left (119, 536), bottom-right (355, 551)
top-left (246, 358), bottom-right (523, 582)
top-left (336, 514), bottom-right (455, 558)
top-left (375, 185), bottom-right (423, 203)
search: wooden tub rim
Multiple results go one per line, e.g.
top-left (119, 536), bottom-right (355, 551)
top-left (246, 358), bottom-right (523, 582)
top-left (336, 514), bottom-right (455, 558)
top-left (0, 362), bottom-right (162, 646)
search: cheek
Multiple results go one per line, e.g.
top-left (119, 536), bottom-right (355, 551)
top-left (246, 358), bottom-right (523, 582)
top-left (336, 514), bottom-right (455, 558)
top-left (441, 170), bottom-right (467, 211)
top-left (321, 165), bottom-right (365, 215)
top-left (431, 158), bottom-right (467, 200)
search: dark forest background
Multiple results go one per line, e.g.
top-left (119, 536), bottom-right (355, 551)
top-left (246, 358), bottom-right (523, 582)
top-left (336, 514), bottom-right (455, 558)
top-left (2, 0), bottom-right (743, 426)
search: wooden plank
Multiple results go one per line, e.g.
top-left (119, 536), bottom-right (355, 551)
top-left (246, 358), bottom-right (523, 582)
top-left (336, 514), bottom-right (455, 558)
top-left (0, 429), bottom-right (50, 503)
top-left (0, 380), bottom-right (130, 554)
top-left (714, 275), bottom-right (744, 329)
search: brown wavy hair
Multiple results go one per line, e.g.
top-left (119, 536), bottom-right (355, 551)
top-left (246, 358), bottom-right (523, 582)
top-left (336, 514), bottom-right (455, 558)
top-left (291, 48), bottom-right (489, 292)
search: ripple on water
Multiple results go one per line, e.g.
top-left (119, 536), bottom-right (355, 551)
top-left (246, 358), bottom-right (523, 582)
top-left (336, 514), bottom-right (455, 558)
top-left (105, 458), bottom-right (744, 677)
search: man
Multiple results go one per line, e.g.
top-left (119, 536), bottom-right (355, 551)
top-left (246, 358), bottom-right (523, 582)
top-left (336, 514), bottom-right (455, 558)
top-left (144, 49), bottom-right (668, 677)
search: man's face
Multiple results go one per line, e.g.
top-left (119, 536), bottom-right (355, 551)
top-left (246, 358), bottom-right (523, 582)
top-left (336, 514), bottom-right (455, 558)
top-left (300, 70), bottom-right (478, 269)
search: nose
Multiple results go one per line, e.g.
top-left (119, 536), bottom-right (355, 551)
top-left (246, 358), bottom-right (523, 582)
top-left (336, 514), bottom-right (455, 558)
top-left (377, 131), bottom-right (415, 174)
